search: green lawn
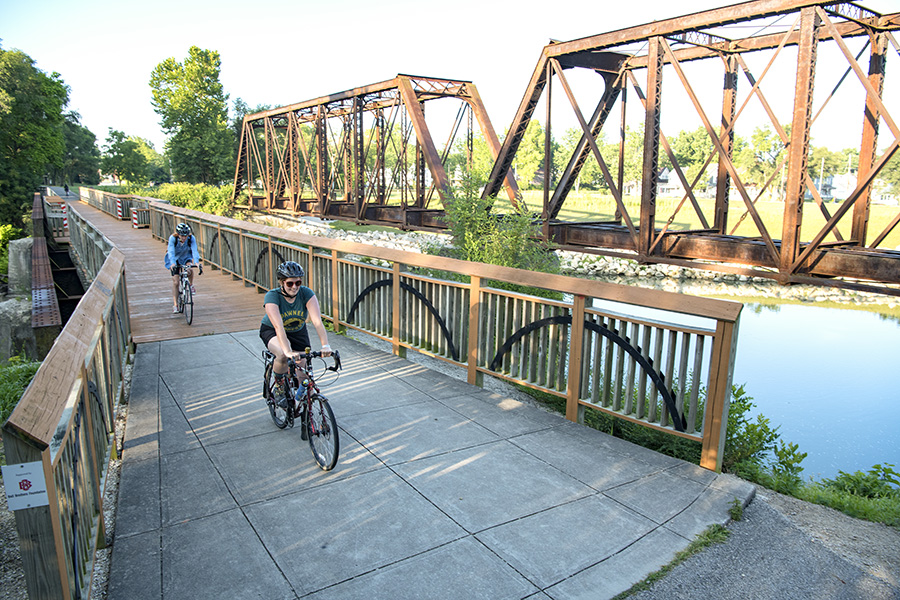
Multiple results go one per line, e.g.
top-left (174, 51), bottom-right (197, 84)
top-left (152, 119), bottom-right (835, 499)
top-left (506, 190), bottom-right (900, 250)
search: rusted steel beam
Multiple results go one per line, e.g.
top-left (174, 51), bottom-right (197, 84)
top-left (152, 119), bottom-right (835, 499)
top-left (639, 38), bottom-right (663, 257)
top-left (622, 13), bottom-right (900, 69)
top-left (484, 53), bottom-right (550, 203)
top-left (546, 0), bottom-right (856, 56)
top-left (715, 55), bottom-right (737, 233)
top-left (781, 7), bottom-right (819, 275)
top-left (854, 32), bottom-right (887, 245)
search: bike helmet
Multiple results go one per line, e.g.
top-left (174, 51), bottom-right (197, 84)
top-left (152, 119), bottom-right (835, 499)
top-left (276, 261), bottom-right (305, 280)
top-left (175, 223), bottom-right (191, 236)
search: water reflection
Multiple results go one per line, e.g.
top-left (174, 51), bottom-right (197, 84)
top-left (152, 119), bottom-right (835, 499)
top-left (734, 302), bottom-right (900, 479)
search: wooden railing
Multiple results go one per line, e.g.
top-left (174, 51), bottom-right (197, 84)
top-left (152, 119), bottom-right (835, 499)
top-left (145, 200), bottom-right (742, 471)
top-left (2, 202), bottom-right (132, 600)
top-left (78, 187), bottom-right (148, 221)
top-left (41, 194), bottom-right (69, 244)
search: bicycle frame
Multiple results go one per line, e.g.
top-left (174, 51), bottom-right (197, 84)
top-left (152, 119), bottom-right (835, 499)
top-left (262, 348), bottom-right (342, 470)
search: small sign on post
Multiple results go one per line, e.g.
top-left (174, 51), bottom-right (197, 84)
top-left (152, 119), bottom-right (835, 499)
top-left (2, 462), bottom-right (50, 510)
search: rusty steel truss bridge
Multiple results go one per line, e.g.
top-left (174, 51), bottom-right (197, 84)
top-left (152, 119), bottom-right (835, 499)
top-left (232, 0), bottom-right (900, 295)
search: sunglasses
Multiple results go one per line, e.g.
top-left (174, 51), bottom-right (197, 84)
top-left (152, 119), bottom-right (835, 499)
top-left (283, 280), bottom-right (302, 288)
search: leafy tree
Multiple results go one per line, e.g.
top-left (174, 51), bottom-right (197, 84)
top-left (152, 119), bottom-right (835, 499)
top-left (514, 120), bottom-right (547, 189)
top-left (0, 45), bottom-right (69, 228)
top-left (231, 97), bottom-right (271, 161)
top-left (882, 153), bottom-right (900, 194)
top-left (734, 125), bottom-right (789, 198)
top-left (807, 145), bottom-right (845, 185)
top-left (133, 137), bottom-right (169, 183)
top-left (150, 46), bottom-right (232, 184)
top-left (668, 126), bottom-right (715, 191)
top-left (47, 111), bottom-right (100, 185)
top-left (101, 128), bottom-right (148, 184)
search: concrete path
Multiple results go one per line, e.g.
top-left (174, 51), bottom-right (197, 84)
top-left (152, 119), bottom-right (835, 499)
top-left (108, 331), bottom-right (753, 600)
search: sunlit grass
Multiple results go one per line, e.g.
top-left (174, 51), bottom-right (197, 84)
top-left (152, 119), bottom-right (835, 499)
top-left (498, 190), bottom-right (900, 249)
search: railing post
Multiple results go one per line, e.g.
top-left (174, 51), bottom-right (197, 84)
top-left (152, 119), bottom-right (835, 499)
top-left (700, 315), bottom-right (740, 471)
top-left (391, 262), bottom-right (406, 358)
top-left (331, 249), bottom-right (343, 333)
top-left (566, 294), bottom-right (586, 422)
top-left (467, 276), bottom-right (482, 386)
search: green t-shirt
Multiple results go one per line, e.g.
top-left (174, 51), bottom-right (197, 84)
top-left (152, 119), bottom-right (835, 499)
top-left (261, 286), bottom-right (315, 333)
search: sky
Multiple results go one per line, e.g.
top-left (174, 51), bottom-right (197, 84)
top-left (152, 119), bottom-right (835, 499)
top-left (2, 0), bottom-right (898, 156)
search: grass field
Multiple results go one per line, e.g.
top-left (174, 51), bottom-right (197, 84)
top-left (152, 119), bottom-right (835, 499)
top-left (501, 190), bottom-right (900, 250)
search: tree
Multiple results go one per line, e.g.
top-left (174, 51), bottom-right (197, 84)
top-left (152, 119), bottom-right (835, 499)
top-left (150, 46), bottom-right (232, 184)
top-left (133, 137), bottom-right (170, 184)
top-left (101, 128), bottom-right (148, 184)
top-left (231, 98), bottom-right (271, 161)
top-left (734, 125), bottom-right (789, 198)
top-left (668, 126), bottom-right (715, 191)
top-left (514, 120), bottom-right (547, 190)
top-left (47, 111), bottom-right (101, 185)
top-left (0, 45), bottom-right (68, 227)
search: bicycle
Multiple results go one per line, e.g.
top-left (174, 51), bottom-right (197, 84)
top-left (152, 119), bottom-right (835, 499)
top-left (173, 263), bottom-right (201, 325)
top-left (262, 348), bottom-right (342, 471)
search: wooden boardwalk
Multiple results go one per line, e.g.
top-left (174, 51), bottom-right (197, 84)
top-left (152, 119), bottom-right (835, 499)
top-left (70, 201), bottom-right (265, 344)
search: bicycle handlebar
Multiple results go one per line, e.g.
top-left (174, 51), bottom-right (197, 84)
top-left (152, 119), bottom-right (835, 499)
top-left (287, 349), bottom-right (342, 373)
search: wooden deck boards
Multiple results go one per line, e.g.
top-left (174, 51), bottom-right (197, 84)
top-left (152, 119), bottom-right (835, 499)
top-left (71, 202), bottom-right (266, 344)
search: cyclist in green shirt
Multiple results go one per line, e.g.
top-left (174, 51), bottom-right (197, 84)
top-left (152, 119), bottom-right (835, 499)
top-left (259, 261), bottom-right (331, 405)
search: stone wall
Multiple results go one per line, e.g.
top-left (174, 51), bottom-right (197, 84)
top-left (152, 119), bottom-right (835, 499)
top-left (1, 238), bottom-right (39, 362)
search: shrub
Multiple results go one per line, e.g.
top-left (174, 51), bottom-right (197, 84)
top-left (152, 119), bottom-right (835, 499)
top-left (143, 183), bottom-right (236, 217)
top-left (0, 356), bottom-right (42, 446)
top-left (423, 173), bottom-right (561, 298)
top-left (0, 223), bottom-right (25, 276)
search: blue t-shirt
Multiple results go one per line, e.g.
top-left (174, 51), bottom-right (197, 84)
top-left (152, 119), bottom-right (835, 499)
top-left (261, 286), bottom-right (315, 333)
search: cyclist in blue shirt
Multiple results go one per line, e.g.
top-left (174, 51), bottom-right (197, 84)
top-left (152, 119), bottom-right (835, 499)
top-left (260, 261), bottom-right (332, 405)
top-left (165, 223), bottom-right (201, 313)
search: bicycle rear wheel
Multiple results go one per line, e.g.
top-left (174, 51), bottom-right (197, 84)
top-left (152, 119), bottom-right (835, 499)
top-left (182, 280), bottom-right (193, 325)
top-left (307, 394), bottom-right (339, 471)
top-left (264, 362), bottom-right (288, 429)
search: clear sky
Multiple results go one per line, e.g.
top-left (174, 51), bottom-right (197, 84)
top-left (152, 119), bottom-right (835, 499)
top-left (2, 0), bottom-right (897, 155)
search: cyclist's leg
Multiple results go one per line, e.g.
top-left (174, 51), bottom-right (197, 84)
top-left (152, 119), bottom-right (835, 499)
top-left (171, 269), bottom-right (180, 312)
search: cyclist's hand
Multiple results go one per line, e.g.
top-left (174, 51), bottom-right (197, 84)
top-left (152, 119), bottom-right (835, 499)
top-left (170, 266), bottom-right (179, 276)
top-left (320, 345), bottom-right (332, 357)
top-left (286, 350), bottom-right (302, 361)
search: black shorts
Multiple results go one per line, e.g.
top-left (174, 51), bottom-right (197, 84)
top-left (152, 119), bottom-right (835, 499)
top-left (259, 324), bottom-right (310, 352)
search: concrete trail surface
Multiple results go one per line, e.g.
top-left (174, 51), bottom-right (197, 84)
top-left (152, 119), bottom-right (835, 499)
top-left (109, 330), bottom-right (754, 599)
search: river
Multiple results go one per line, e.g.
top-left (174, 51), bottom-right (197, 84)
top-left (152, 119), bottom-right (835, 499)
top-left (733, 301), bottom-right (900, 481)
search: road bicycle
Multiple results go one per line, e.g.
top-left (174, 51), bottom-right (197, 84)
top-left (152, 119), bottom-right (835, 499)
top-left (262, 348), bottom-right (342, 471)
top-left (173, 264), bottom-right (201, 325)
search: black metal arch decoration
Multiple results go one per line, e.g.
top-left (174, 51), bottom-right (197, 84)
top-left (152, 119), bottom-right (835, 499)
top-left (251, 246), bottom-right (288, 288)
top-left (346, 279), bottom-right (459, 361)
top-left (207, 230), bottom-right (238, 273)
top-left (87, 380), bottom-right (107, 432)
top-left (489, 315), bottom-right (686, 432)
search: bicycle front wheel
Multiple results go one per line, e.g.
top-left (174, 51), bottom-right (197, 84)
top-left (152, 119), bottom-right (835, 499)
top-left (182, 282), bottom-right (193, 325)
top-left (307, 394), bottom-right (339, 471)
top-left (264, 362), bottom-right (288, 429)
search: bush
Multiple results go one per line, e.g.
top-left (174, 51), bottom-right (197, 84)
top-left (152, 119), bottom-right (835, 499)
top-left (0, 356), bottom-right (41, 437)
top-left (0, 223), bottom-right (25, 276)
top-left (422, 173), bottom-right (561, 298)
top-left (142, 183), bottom-right (236, 217)
top-left (818, 463), bottom-right (900, 500)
